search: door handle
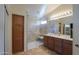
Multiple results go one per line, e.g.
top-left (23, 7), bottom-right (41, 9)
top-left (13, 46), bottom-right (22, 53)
top-left (75, 44), bottom-right (79, 48)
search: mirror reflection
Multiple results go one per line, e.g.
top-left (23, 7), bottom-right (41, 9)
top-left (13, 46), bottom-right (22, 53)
top-left (39, 4), bottom-right (73, 41)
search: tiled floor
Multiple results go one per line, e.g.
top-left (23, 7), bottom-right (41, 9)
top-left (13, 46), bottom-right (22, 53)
top-left (15, 45), bottom-right (58, 55)
top-left (28, 41), bottom-right (43, 50)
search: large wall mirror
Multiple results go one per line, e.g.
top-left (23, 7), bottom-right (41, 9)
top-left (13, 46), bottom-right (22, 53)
top-left (63, 23), bottom-right (73, 38)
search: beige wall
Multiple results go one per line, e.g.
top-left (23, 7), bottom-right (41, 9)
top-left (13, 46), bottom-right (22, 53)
top-left (73, 5), bottom-right (79, 54)
top-left (0, 5), bottom-right (4, 55)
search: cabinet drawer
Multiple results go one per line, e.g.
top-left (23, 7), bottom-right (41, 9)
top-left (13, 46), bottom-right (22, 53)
top-left (63, 40), bottom-right (72, 45)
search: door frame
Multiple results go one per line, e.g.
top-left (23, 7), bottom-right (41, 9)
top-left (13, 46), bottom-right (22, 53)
top-left (12, 14), bottom-right (24, 54)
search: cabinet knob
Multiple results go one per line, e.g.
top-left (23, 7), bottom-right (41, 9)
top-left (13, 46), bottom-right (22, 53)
top-left (75, 44), bottom-right (79, 48)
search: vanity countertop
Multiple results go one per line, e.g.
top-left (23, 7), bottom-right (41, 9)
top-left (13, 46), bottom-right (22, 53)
top-left (41, 33), bottom-right (73, 41)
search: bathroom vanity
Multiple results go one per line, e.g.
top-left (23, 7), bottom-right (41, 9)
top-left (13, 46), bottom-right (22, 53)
top-left (43, 33), bottom-right (73, 55)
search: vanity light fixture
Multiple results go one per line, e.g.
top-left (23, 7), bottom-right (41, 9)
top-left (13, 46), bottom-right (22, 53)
top-left (50, 10), bottom-right (73, 21)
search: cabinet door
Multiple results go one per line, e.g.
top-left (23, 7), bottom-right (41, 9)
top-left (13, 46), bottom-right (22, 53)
top-left (63, 40), bottom-right (72, 55)
top-left (48, 37), bottom-right (55, 50)
top-left (44, 36), bottom-right (49, 47)
top-left (54, 38), bottom-right (63, 54)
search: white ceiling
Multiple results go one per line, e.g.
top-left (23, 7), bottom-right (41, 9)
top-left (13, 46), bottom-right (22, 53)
top-left (10, 4), bottom-right (44, 16)
top-left (49, 4), bottom-right (73, 16)
top-left (9, 4), bottom-right (61, 18)
top-left (44, 4), bottom-right (61, 15)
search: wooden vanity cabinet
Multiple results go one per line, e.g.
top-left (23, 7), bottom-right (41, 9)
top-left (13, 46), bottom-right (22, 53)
top-left (44, 36), bottom-right (55, 50)
top-left (54, 38), bottom-right (63, 54)
top-left (63, 40), bottom-right (72, 55)
top-left (44, 36), bottom-right (49, 47)
top-left (43, 36), bottom-right (72, 55)
top-left (48, 37), bottom-right (55, 50)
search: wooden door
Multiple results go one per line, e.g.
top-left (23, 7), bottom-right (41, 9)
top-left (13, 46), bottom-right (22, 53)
top-left (12, 14), bottom-right (24, 54)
